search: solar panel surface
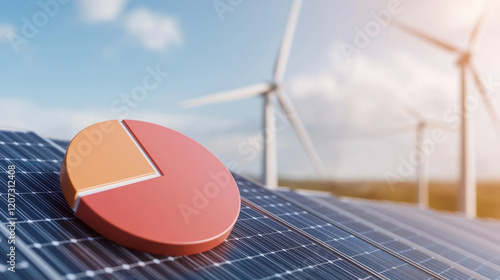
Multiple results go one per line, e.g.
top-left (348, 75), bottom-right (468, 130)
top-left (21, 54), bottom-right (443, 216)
top-left (275, 190), bottom-right (478, 280)
top-left (0, 128), bottom-right (499, 280)
top-left (308, 195), bottom-right (500, 279)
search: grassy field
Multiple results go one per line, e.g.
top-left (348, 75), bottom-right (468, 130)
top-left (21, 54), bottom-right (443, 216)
top-left (279, 179), bottom-right (500, 220)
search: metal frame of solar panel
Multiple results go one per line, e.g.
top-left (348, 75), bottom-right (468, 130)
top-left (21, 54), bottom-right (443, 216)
top-left (0, 128), bottom-right (498, 280)
top-left (283, 191), bottom-right (500, 280)
top-left (349, 199), bottom-right (500, 248)
top-left (273, 190), bottom-right (479, 280)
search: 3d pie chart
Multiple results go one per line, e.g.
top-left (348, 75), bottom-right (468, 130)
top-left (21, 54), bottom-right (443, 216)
top-left (59, 120), bottom-right (240, 255)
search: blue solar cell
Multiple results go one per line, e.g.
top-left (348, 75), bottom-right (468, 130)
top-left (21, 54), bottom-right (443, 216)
top-left (354, 203), bottom-right (500, 254)
top-left (274, 190), bottom-right (476, 279)
top-left (236, 179), bottom-right (436, 279)
top-left (359, 201), bottom-right (500, 261)
top-left (0, 236), bottom-right (47, 280)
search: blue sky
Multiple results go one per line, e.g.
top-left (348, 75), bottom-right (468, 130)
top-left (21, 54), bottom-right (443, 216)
top-left (1, 0), bottom-right (500, 182)
top-left (0, 0), bottom-right (343, 109)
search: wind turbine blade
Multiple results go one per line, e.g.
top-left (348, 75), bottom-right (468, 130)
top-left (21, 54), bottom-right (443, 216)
top-left (275, 89), bottom-right (326, 176)
top-left (468, 1), bottom-right (492, 49)
top-left (398, 101), bottom-right (423, 122)
top-left (393, 20), bottom-right (460, 53)
top-left (426, 120), bottom-right (455, 131)
top-left (273, 0), bottom-right (302, 83)
top-left (180, 83), bottom-right (271, 108)
top-left (469, 64), bottom-right (500, 137)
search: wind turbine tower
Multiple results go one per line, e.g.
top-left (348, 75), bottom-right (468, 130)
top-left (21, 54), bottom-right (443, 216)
top-left (181, 0), bottom-right (325, 189)
top-left (393, 2), bottom-right (500, 218)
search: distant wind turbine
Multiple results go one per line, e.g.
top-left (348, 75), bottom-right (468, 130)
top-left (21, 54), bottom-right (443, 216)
top-left (180, 0), bottom-right (325, 189)
top-left (399, 102), bottom-right (452, 209)
top-left (393, 1), bottom-right (500, 218)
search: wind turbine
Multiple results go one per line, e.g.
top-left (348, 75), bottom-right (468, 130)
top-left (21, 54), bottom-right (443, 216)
top-left (393, 2), bottom-right (500, 218)
top-left (180, 0), bottom-right (325, 189)
top-left (399, 102), bottom-right (452, 209)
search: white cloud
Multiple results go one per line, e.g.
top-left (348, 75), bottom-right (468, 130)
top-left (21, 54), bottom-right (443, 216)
top-left (406, 0), bottom-right (488, 30)
top-left (0, 24), bottom-right (15, 41)
top-left (275, 39), bottom-right (500, 180)
top-left (125, 8), bottom-right (183, 52)
top-left (76, 3), bottom-right (183, 54)
top-left (77, 0), bottom-right (127, 23)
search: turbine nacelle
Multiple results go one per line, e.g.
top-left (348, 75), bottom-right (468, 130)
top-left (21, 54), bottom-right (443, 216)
top-left (268, 83), bottom-right (279, 94)
top-left (457, 51), bottom-right (472, 66)
top-left (179, 0), bottom-right (326, 188)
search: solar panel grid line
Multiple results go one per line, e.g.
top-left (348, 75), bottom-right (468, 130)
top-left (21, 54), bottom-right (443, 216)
top-left (16, 193), bottom-right (65, 221)
top-left (201, 243), bottom-right (329, 275)
top-left (376, 200), bottom-right (500, 238)
top-left (4, 193), bottom-right (69, 223)
top-left (0, 131), bottom-right (68, 279)
top-left (236, 175), bottom-right (441, 279)
top-left (349, 199), bottom-right (500, 247)
top-left (0, 208), bottom-right (64, 280)
top-left (0, 261), bottom-right (30, 277)
top-left (257, 261), bottom-right (338, 280)
top-left (3, 173), bottom-right (61, 195)
top-left (471, 220), bottom-right (500, 234)
top-left (47, 139), bottom-right (70, 150)
top-left (30, 237), bottom-right (105, 249)
top-left (349, 202), bottom-right (500, 274)
top-left (35, 225), bottom-right (191, 278)
top-left (372, 203), bottom-right (500, 254)
top-left (215, 227), bottom-right (347, 279)
top-left (0, 239), bottom-right (49, 280)
top-left (395, 204), bottom-right (500, 246)
top-left (37, 206), bottom-right (298, 278)
top-left (326, 197), bottom-right (500, 280)
top-left (0, 144), bottom-right (62, 161)
top-left (358, 203), bottom-right (500, 265)
top-left (43, 138), bottom-right (67, 154)
top-left (122, 250), bottom-right (190, 280)
top-left (3, 217), bottom-right (78, 225)
top-left (240, 197), bottom-right (389, 280)
top-left (19, 221), bottom-right (103, 249)
top-left (297, 194), bottom-right (485, 280)
top-left (264, 190), bottom-right (455, 280)
top-left (210, 215), bottom-right (376, 280)
top-left (449, 216), bottom-right (500, 240)
top-left (66, 255), bottom-right (184, 279)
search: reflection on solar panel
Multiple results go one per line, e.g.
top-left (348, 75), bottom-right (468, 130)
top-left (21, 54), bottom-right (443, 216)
top-left (48, 139), bottom-right (70, 151)
top-left (0, 128), bottom-right (499, 280)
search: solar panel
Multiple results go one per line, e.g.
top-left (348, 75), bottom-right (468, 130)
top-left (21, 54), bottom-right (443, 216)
top-left (354, 199), bottom-right (500, 247)
top-left (1, 128), bottom-right (499, 280)
top-left (0, 130), bottom-right (377, 280)
top-left (302, 194), bottom-right (500, 279)
top-left (274, 190), bottom-right (477, 280)
top-left (239, 181), bottom-right (438, 279)
top-left (349, 200), bottom-right (500, 267)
